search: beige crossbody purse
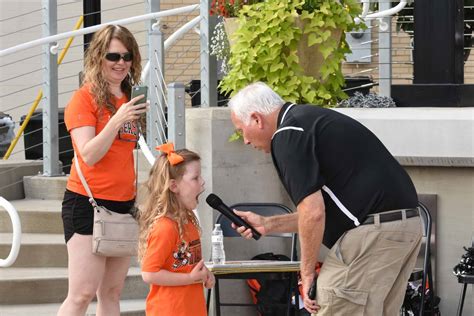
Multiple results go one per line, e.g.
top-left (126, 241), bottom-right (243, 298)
top-left (74, 153), bottom-right (139, 257)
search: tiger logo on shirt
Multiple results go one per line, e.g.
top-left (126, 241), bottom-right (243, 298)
top-left (172, 239), bottom-right (202, 269)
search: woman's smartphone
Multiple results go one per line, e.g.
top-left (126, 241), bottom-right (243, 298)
top-left (131, 85), bottom-right (148, 104)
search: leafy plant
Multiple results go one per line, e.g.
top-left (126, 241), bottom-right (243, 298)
top-left (219, 0), bottom-right (361, 106)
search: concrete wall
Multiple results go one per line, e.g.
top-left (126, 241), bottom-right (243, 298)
top-left (187, 107), bottom-right (474, 316)
top-left (0, 160), bottom-right (43, 200)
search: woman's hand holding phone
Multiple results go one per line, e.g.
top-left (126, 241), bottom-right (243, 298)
top-left (131, 85), bottom-right (148, 106)
top-left (113, 88), bottom-right (149, 127)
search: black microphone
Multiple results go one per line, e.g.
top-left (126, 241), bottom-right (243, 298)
top-left (206, 193), bottom-right (261, 240)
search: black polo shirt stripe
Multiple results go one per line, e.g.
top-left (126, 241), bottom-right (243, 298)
top-left (321, 185), bottom-right (361, 226)
top-left (272, 103), bottom-right (305, 138)
top-left (272, 126), bottom-right (304, 138)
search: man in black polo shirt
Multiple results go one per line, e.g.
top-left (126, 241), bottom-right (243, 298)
top-left (229, 82), bottom-right (423, 315)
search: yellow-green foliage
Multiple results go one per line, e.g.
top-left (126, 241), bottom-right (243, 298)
top-left (220, 0), bottom-right (361, 106)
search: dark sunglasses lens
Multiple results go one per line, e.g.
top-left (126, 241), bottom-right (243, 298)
top-left (105, 53), bottom-right (120, 61)
top-left (122, 53), bottom-right (133, 61)
top-left (105, 53), bottom-right (133, 62)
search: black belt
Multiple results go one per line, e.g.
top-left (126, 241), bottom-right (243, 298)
top-left (362, 208), bottom-right (419, 225)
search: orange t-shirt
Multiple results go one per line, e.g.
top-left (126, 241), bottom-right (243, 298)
top-left (65, 84), bottom-right (138, 201)
top-left (141, 217), bottom-right (206, 316)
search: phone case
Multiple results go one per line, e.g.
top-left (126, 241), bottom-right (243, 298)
top-left (131, 86), bottom-right (148, 103)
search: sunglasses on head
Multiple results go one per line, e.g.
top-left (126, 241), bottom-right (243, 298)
top-left (105, 52), bottom-right (133, 62)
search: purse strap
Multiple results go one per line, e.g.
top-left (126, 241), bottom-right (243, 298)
top-left (74, 152), bottom-right (99, 209)
top-left (74, 120), bottom-right (141, 209)
top-left (74, 147), bottom-right (140, 209)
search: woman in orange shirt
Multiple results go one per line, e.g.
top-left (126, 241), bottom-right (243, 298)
top-left (138, 144), bottom-right (214, 316)
top-left (58, 25), bottom-right (148, 316)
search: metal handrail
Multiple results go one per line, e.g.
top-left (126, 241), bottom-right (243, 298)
top-left (2, 16), bottom-right (84, 160)
top-left (0, 4), bottom-right (199, 58)
top-left (0, 197), bottom-right (21, 267)
top-left (364, 0), bottom-right (408, 19)
top-left (139, 15), bottom-right (202, 167)
top-left (355, 0), bottom-right (408, 30)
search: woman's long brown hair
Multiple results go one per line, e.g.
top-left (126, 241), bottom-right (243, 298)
top-left (82, 25), bottom-right (142, 115)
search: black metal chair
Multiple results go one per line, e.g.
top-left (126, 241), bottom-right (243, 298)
top-left (206, 203), bottom-right (300, 316)
top-left (405, 201), bottom-right (437, 316)
top-left (455, 238), bottom-right (474, 316)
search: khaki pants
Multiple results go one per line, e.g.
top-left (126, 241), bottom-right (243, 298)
top-left (314, 212), bottom-right (423, 316)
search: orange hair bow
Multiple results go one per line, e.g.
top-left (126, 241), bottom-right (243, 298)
top-left (156, 143), bottom-right (184, 166)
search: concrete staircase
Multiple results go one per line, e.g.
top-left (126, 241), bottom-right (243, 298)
top-left (0, 157), bottom-right (151, 315)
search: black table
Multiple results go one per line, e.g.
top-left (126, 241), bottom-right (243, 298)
top-left (456, 274), bottom-right (474, 316)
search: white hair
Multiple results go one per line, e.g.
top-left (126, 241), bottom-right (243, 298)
top-left (228, 82), bottom-right (285, 125)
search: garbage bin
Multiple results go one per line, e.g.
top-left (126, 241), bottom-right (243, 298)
top-left (20, 109), bottom-right (73, 174)
top-left (0, 112), bottom-right (15, 158)
top-left (185, 80), bottom-right (231, 107)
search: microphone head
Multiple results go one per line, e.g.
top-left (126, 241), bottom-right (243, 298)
top-left (206, 193), bottom-right (222, 208)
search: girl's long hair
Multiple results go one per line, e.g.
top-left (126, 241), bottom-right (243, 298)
top-left (137, 149), bottom-right (201, 262)
top-left (82, 25), bottom-right (141, 115)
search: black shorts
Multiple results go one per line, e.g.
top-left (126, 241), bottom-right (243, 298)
top-left (61, 189), bottom-right (135, 243)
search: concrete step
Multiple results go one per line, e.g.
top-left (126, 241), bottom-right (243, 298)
top-left (0, 199), bottom-right (62, 234)
top-left (0, 267), bottom-right (148, 305)
top-left (0, 233), bottom-right (66, 267)
top-left (0, 299), bottom-right (145, 316)
top-left (21, 173), bottom-right (150, 205)
top-left (23, 175), bottom-right (68, 200)
top-left (0, 159), bottom-right (43, 201)
top-left (0, 233), bottom-right (141, 268)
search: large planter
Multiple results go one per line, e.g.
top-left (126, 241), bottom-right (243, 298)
top-left (295, 17), bottom-right (342, 80)
top-left (223, 17), bottom-right (240, 47)
top-left (224, 17), bottom-right (342, 80)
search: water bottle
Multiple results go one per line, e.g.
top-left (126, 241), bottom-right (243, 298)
top-left (211, 223), bottom-right (226, 264)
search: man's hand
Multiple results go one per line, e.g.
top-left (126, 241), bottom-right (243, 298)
top-left (231, 209), bottom-right (267, 239)
top-left (302, 275), bottom-right (320, 314)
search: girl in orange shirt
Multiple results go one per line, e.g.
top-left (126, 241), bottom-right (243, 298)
top-left (138, 144), bottom-right (214, 316)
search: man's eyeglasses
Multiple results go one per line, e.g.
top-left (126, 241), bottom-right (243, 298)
top-left (105, 52), bottom-right (133, 62)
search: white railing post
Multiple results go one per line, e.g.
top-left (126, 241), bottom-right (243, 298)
top-left (167, 83), bottom-right (186, 149)
top-left (0, 197), bottom-right (21, 268)
top-left (42, 0), bottom-right (61, 176)
top-left (378, 0), bottom-right (393, 97)
top-left (147, 0), bottom-right (166, 151)
top-left (200, 0), bottom-right (218, 107)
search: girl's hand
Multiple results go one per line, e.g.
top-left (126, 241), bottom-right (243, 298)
top-left (189, 259), bottom-right (208, 284)
top-left (111, 94), bottom-right (148, 127)
top-left (204, 269), bottom-right (215, 289)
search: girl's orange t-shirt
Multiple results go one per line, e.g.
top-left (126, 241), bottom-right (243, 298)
top-left (141, 217), bottom-right (206, 316)
top-left (65, 84), bottom-right (138, 201)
